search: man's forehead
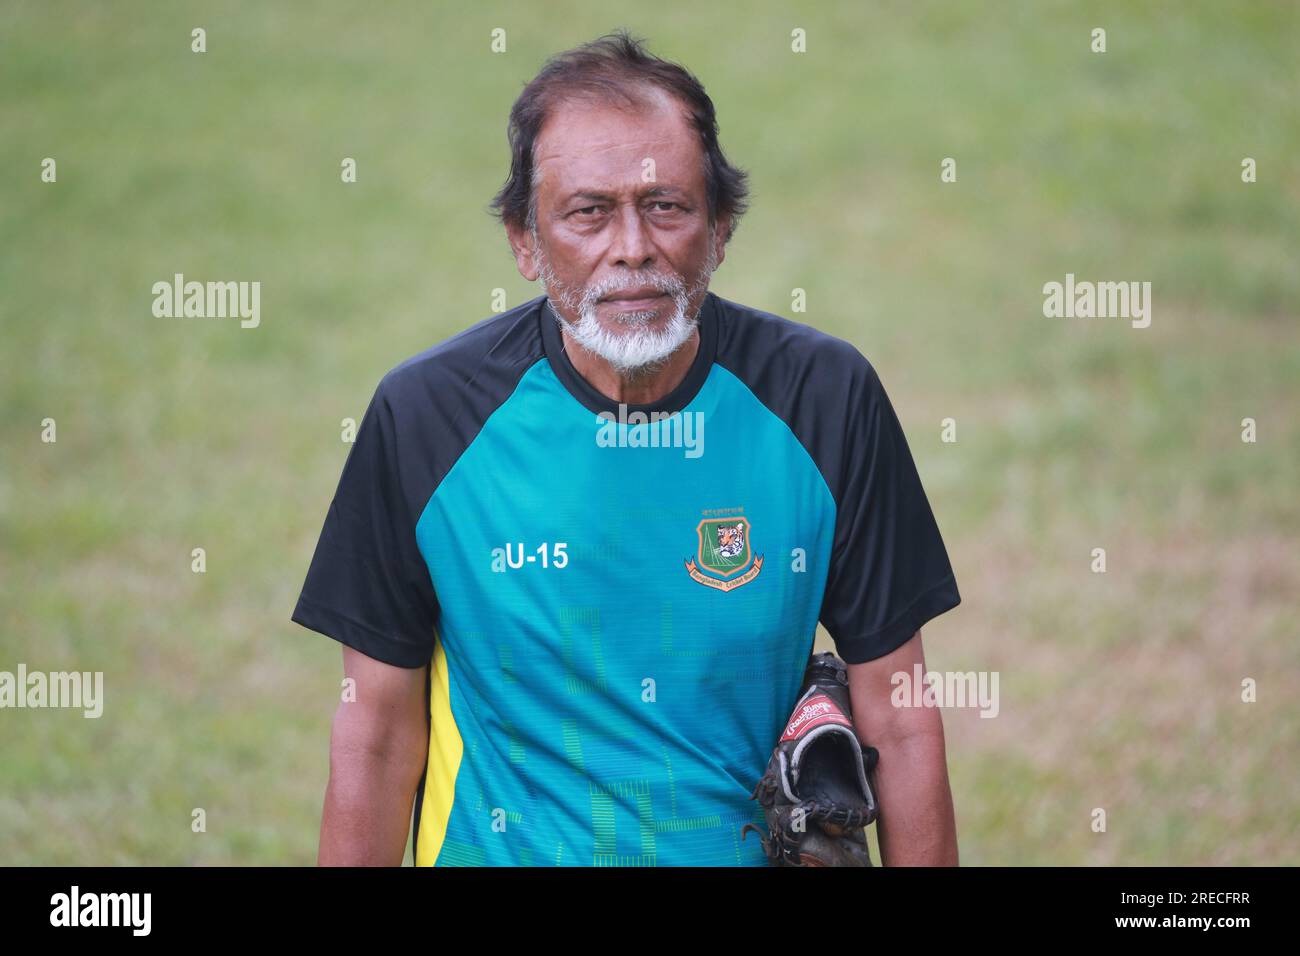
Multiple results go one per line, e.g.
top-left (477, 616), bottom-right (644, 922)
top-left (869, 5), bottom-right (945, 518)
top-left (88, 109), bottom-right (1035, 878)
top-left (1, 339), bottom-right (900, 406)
top-left (533, 92), bottom-right (703, 195)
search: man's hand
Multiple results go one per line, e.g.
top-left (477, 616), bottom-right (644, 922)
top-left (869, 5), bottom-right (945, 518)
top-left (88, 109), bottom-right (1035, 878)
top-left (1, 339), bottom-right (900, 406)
top-left (847, 630), bottom-right (959, 866)
top-left (318, 646), bottom-right (429, 866)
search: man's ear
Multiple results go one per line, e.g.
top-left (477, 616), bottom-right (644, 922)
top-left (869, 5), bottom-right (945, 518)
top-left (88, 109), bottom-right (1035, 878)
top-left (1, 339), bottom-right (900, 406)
top-left (711, 214), bottom-right (731, 270)
top-left (506, 222), bottom-right (540, 281)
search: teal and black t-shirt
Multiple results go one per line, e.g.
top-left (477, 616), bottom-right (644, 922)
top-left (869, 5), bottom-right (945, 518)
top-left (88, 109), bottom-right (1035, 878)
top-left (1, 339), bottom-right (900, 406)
top-left (292, 291), bottom-right (960, 866)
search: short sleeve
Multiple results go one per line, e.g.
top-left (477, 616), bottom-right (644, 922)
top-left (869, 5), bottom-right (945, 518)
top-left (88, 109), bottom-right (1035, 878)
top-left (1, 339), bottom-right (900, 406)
top-left (291, 378), bottom-right (439, 668)
top-left (819, 361), bottom-right (960, 664)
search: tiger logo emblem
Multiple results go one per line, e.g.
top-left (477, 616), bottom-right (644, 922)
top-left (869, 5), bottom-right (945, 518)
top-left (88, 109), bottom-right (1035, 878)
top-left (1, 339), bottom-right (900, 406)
top-left (716, 522), bottom-right (745, 559)
top-left (686, 513), bottom-right (763, 591)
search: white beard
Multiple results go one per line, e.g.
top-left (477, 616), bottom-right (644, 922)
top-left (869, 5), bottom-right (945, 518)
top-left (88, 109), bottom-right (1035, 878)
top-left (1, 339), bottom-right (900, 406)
top-left (534, 236), bottom-right (718, 377)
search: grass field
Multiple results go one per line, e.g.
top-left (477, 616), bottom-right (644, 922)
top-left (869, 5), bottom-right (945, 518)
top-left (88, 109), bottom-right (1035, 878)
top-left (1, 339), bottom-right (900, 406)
top-left (1, 1), bottom-right (1297, 865)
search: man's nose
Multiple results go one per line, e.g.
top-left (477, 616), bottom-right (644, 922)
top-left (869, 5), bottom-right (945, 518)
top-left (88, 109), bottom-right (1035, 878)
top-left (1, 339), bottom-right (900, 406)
top-left (607, 202), bottom-right (654, 269)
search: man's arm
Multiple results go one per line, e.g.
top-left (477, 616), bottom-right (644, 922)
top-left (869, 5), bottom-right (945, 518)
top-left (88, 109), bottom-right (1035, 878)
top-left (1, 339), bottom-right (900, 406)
top-left (318, 646), bottom-right (429, 866)
top-left (846, 629), bottom-right (959, 866)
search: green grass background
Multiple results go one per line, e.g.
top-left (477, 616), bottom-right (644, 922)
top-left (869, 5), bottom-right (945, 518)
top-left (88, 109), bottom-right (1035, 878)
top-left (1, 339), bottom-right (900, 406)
top-left (1, 1), bottom-right (1296, 865)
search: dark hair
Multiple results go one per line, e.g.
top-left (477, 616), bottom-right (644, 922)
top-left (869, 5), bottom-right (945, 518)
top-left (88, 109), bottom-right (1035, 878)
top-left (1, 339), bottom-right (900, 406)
top-left (489, 29), bottom-right (750, 243)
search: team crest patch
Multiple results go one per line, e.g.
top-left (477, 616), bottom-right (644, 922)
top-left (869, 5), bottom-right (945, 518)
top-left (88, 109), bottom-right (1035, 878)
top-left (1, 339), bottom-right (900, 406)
top-left (685, 512), bottom-right (764, 592)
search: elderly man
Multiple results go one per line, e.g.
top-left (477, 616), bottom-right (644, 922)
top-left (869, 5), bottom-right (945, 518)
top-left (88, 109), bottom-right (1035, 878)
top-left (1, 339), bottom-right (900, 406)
top-left (293, 30), bottom-right (961, 866)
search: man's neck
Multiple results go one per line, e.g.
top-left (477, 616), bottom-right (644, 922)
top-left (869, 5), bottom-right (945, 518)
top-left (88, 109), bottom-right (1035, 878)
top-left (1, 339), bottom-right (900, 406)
top-left (559, 325), bottom-right (701, 406)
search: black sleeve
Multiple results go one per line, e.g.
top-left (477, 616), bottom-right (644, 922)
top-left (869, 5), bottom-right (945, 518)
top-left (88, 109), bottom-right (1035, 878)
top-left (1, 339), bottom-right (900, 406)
top-left (291, 376), bottom-right (439, 668)
top-left (819, 360), bottom-right (960, 664)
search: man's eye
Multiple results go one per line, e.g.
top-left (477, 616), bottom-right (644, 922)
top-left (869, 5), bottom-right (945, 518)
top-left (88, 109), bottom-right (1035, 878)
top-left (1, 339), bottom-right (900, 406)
top-left (573, 206), bottom-right (602, 217)
top-left (652, 201), bottom-right (679, 212)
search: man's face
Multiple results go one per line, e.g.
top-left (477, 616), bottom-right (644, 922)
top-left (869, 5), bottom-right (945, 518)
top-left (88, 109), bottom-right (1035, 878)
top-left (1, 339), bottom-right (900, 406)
top-left (510, 88), bottom-right (728, 375)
